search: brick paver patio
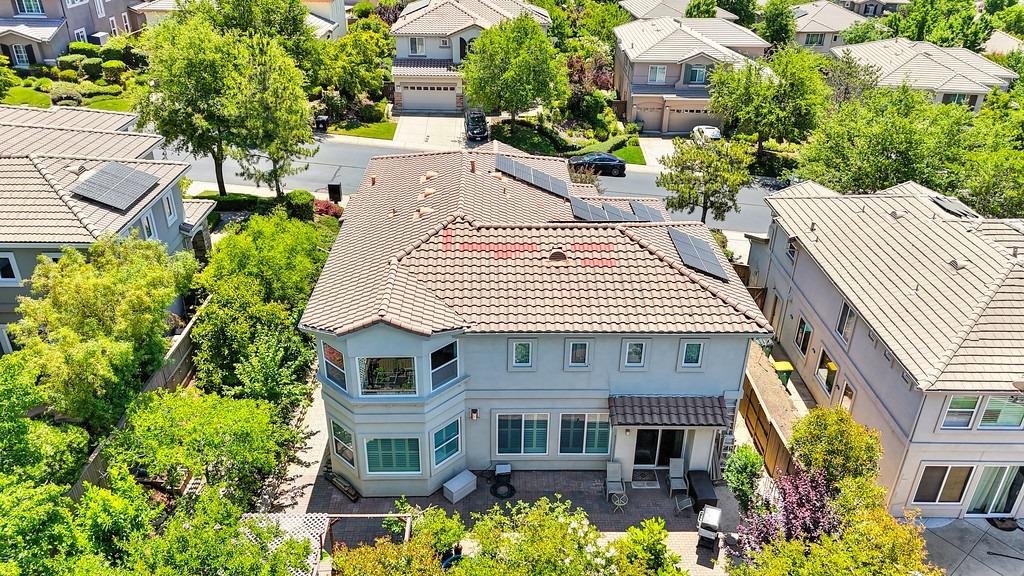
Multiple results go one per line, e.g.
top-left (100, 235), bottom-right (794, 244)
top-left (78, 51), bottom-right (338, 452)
top-left (309, 468), bottom-right (739, 575)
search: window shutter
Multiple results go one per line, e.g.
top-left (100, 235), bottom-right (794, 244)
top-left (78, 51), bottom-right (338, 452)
top-left (683, 64), bottom-right (691, 84)
top-left (0, 45), bottom-right (10, 61)
top-left (25, 45), bottom-right (36, 65)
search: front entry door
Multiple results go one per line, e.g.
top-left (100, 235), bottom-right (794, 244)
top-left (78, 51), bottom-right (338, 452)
top-left (967, 466), bottom-right (1024, 516)
top-left (634, 429), bottom-right (687, 468)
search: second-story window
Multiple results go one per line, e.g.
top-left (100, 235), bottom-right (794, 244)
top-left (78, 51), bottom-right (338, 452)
top-left (410, 37), bottom-right (425, 56)
top-left (567, 340), bottom-right (590, 368)
top-left (679, 340), bottom-right (704, 368)
top-left (786, 240), bottom-right (797, 260)
top-left (0, 253), bottom-right (21, 286)
top-left (836, 302), bottom-right (856, 343)
top-left (795, 317), bottom-right (812, 355)
top-left (979, 397), bottom-right (1024, 429)
top-left (509, 339), bottom-right (534, 370)
top-left (323, 342), bottom-right (346, 390)
top-left (430, 342), bottom-right (458, 390)
top-left (648, 65), bottom-right (666, 84)
top-left (687, 64), bottom-right (706, 84)
top-left (440, 37), bottom-right (450, 48)
top-left (140, 212), bottom-right (156, 240)
top-left (815, 349), bottom-right (838, 395)
top-left (623, 340), bottom-right (647, 368)
top-left (16, 0), bottom-right (44, 14)
top-left (942, 395), bottom-right (978, 429)
top-left (162, 194), bottom-right (177, 226)
top-left (359, 357), bottom-right (416, 395)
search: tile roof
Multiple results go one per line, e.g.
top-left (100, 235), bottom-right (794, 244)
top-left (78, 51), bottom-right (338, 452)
top-left (832, 38), bottom-right (1017, 93)
top-left (392, 0), bottom-right (550, 36)
top-left (618, 0), bottom-right (737, 21)
top-left (0, 104), bottom-right (137, 132)
top-left (793, 1), bottom-right (865, 33)
top-left (305, 12), bottom-right (339, 38)
top-left (0, 155), bottom-right (188, 244)
top-left (766, 181), bottom-right (1024, 392)
top-left (608, 395), bottom-right (729, 427)
top-left (983, 30), bottom-right (1024, 56)
top-left (300, 148), bottom-right (769, 337)
top-left (181, 199), bottom-right (216, 234)
top-left (0, 18), bottom-right (66, 42)
top-left (0, 123), bottom-right (162, 158)
top-left (614, 17), bottom-right (766, 63)
top-left (392, 58), bottom-right (462, 78)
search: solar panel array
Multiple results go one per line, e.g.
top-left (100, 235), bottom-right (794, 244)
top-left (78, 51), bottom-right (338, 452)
top-left (629, 200), bottom-right (665, 222)
top-left (668, 228), bottom-right (728, 281)
top-left (495, 155), bottom-right (570, 198)
top-left (570, 197), bottom-right (608, 221)
top-left (931, 195), bottom-right (978, 219)
top-left (602, 202), bottom-right (638, 222)
top-left (70, 162), bottom-right (159, 211)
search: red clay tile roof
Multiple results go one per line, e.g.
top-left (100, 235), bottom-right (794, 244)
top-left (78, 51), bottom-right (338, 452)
top-left (299, 148), bottom-right (770, 337)
top-left (609, 395), bottom-right (729, 427)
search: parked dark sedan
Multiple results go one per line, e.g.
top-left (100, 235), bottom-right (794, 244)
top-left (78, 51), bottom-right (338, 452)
top-left (465, 110), bottom-right (489, 141)
top-left (568, 152), bottom-right (626, 177)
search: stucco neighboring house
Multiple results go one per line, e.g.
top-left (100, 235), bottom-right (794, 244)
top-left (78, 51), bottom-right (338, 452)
top-left (298, 141), bottom-right (771, 497)
top-left (792, 1), bottom-right (865, 53)
top-left (619, 0), bottom-right (738, 21)
top-left (0, 106), bottom-right (214, 357)
top-left (390, 0), bottom-right (550, 112)
top-left (130, 0), bottom-right (344, 38)
top-left (750, 181), bottom-right (1024, 519)
top-left (983, 29), bottom-right (1024, 55)
top-left (832, 38), bottom-right (1018, 112)
top-left (838, 0), bottom-right (908, 16)
top-left (0, 0), bottom-right (145, 67)
top-left (612, 17), bottom-right (768, 134)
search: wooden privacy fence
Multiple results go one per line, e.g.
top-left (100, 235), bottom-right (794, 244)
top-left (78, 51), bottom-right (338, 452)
top-left (739, 377), bottom-right (797, 479)
top-left (67, 298), bottom-right (208, 501)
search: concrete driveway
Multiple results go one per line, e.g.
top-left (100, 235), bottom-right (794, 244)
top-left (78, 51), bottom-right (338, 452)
top-left (393, 113), bottom-right (465, 150)
top-left (638, 136), bottom-right (682, 171)
top-left (924, 518), bottom-right (1024, 575)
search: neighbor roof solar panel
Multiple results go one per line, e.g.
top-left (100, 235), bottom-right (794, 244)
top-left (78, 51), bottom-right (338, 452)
top-left (548, 177), bottom-right (570, 198)
top-left (668, 228), bottom-right (728, 281)
top-left (70, 162), bottom-right (159, 211)
top-left (570, 197), bottom-right (608, 222)
top-left (494, 154), bottom-right (514, 175)
top-left (494, 155), bottom-right (573, 200)
top-left (931, 195), bottom-right (979, 219)
top-left (629, 200), bottom-right (665, 222)
top-left (602, 202), bottom-right (638, 222)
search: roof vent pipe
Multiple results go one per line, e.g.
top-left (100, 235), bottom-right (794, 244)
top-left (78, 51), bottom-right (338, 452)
top-left (371, 175), bottom-right (377, 186)
top-left (809, 222), bottom-right (817, 232)
top-left (470, 160), bottom-right (476, 173)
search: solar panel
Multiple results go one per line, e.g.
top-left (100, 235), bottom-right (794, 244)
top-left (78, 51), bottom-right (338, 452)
top-left (602, 202), bottom-right (639, 222)
top-left (494, 155), bottom-right (573, 199)
top-left (668, 228), bottom-right (728, 281)
top-left (570, 197), bottom-right (609, 221)
top-left (495, 155), bottom-right (515, 175)
top-left (548, 177), bottom-right (570, 198)
top-left (514, 162), bottom-right (533, 183)
top-left (931, 195), bottom-right (978, 219)
top-left (629, 200), bottom-right (665, 222)
top-left (532, 169), bottom-right (551, 193)
top-left (70, 162), bottom-right (159, 211)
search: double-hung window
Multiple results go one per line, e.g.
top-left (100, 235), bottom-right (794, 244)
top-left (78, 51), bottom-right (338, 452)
top-left (140, 212), bottom-right (156, 240)
top-left (816, 348), bottom-right (838, 395)
top-left (913, 465), bottom-right (973, 504)
top-left (433, 419), bottom-right (460, 466)
top-left (410, 37), bottom-right (425, 56)
top-left (122, 12), bottom-right (131, 33)
top-left (559, 413), bottom-right (609, 454)
top-left (365, 438), bottom-right (420, 473)
top-left (10, 45), bottom-right (29, 67)
top-left (794, 317), bottom-right (812, 355)
top-left (73, 28), bottom-right (87, 42)
top-left (679, 340), bottom-right (704, 368)
top-left (430, 342), bottom-right (458, 389)
top-left (836, 302), bottom-right (856, 343)
top-left (162, 194), bottom-right (177, 226)
top-left (942, 396), bottom-right (979, 429)
top-left (687, 64), bottom-right (706, 84)
top-left (322, 342), bottom-right (346, 390)
top-left (623, 340), bottom-right (647, 368)
top-left (979, 397), bottom-right (1024, 429)
top-left (497, 413), bottom-right (548, 455)
top-left (566, 340), bottom-right (590, 368)
top-left (109, 16), bottom-right (118, 35)
top-left (804, 33), bottom-right (824, 46)
top-left (648, 65), bottom-right (666, 84)
top-left (331, 421), bottom-right (355, 467)
top-left (0, 253), bottom-right (20, 287)
top-left (16, 0), bottom-right (44, 14)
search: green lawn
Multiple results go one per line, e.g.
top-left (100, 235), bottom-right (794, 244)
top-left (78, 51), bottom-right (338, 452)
top-left (85, 95), bottom-right (133, 111)
top-left (613, 145), bottom-right (646, 165)
top-left (491, 122), bottom-right (559, 156)
top-left (328, 120), bottom-right (397, 140)
top-left (2, 86), bottom-right (50, 107)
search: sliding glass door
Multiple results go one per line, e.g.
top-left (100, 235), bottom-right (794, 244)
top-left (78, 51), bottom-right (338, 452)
top-left (633, 429), bottom-right (688, 468)
top-left (967, 466), bottom-right (1024, 516)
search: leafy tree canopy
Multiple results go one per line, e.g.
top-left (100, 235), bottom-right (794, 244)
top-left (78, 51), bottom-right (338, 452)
top-left (0, 474), bottom-right (77, 576)
top-left (686, 0), bottom-right (717, 18)
top-left (717, 0), bottom-right (757, 26)
top-left (74, 465), bottom-right (162, 564)
top-left (995, 4), bottom-right (1024, 35)
top-left (821, 51), bottom-right (879, 107)
top-left (883, 0), bottom-right (993, 49)
top-left (657, 137), bottom-right (754, 223)
top-left (840, 19), bottom-right (894, 44)
top-left (789, 407), bottom-right (882, 487)
top-left (757, 0), bottom-right (796, 46)
top-left (0, 55), bottom-right (17, 100)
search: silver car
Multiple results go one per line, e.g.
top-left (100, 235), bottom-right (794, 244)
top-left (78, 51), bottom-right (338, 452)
top-left (691, 125), bottom-right (722, 144)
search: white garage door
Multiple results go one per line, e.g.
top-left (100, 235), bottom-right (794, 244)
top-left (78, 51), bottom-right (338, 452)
top-left (633, 105), bottom-right (664, 132)
top-left (666, 107), bottom-right (712, 134)
top-left (402, 84), bottom-right (457, 111)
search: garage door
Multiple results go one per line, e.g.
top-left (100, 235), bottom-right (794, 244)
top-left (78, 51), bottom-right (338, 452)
top-left (633, 105), bottom-right (663, 132)
top-left (666, 107), bottom-right (713, 134)
top-left (402, 84), bottom-right (457, 111)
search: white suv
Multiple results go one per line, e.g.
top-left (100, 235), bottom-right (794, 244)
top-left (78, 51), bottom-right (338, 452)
top-left (691, 125), bottom-right (722, 144)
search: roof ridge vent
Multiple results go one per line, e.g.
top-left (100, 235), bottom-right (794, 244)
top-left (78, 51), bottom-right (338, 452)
top-left (949, 258), bottom-right (966, 271)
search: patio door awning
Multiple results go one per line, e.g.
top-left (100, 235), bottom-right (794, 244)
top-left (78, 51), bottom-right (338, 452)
top-left (608, 395), bottom-right (728, 427)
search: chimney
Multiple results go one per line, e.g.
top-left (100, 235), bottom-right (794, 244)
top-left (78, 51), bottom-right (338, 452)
top-left (470, 160), bottom-right (476, 173)
top-left (371, 175), bottom-right (377, 186)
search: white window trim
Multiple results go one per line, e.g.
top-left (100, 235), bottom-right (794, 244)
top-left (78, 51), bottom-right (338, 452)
top-left (330, 420), bottom-right (356, 469)
top-left (109, 16), bottom-right (118, 35)
top-left (16, 0), bottom-right (44, 14)
top-left (363, 436), bottom-right (423, 475)
top-left (836, 301), bottom-right (856, 344)
top-left (94, 0), bottom-right (104, 18)
top-left (794, 316), bottom-right (812, 357)
top-left (688, 64), bottom-right (706, 84)
top-left (431, 417), bottom-right (462, 469)
top-left (429, 341), bottom-right (459, 390)
top-left (911, 464), bottom-right (975, 505)
top-left (816, 347), bottom-right (837, 396)
top-left (508, 338), bottom-right (536, 371)
top-left (941, 395), bottom-right (979, 430)
top-left (44, 252), bottom-right (63, 262)
top-left (678, 339), bottom-right (706, 370)
top-left (139, 211), bottom-right (157, 240)
top-left (840, 380), bottom-right (855, 412)
top-left (564, 338), bottom-right (592, 370)
top-left (804, 33), bottom-right (824, 46)
top-left (320, 340), bottom-right (346, 392)
top-left (162, 194), bottom-right (177, 227)
top-left (67, 0), bottom-right (88, 8)
top-left (621, 338), bottom-right (649, 370)
top-left (978, 396), bottom-right (1024, 431)
top-left (10, 45), bottom-right (29, 67)
top-left (0, 325), bottom-right (11, 355)
top-left (648, 65), bottom-right (666, 85)
top-left (121, 12), bottom-right (130, 33)
top-left (786, 240), bottom-right (797, 261)
top-left (73, 27), bottom-right (87, 41)
top-left (409, 37), bottom-right (425, 56)
top-left (0, 253), bottom-right (22, 287)
top-left (356, 357), bottom-right (417, 397)
top-left (440, 37), bottom-right (450, 48)
top-left (557, 412), bottom-right (610, 456)
top-left (495, 412), bottom-right (549, 456)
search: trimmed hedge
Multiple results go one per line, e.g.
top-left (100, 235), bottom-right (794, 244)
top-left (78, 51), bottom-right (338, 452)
top-left (68, 41), bottom-right (100, 58)
top-left (102, 60), bottom-right (127, 84)
top-left (57, 54), bottom-right (86, 71)
top-left (285, 189), bottom-right (315, 221)
top-left (567, 133), bottom-right (632, 156)
top-left (50, 82), bottom-right (82, 105)
top-left (186, 192), bottom-right (281, 213)
top-left (81, 58), bottom-right (103, 80)
top-left (357, 100), bottom-right (387, 123)
top-left (34, 77), bottom-right (53, 92)
top-left (58, 69), bottom-right (79, 82)
top-left (77, 80), bottom-right (123, 97)
top-left (98, 45), bottom-right (123, 62)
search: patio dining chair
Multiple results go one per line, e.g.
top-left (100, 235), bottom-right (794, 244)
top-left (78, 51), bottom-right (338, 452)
top-left (674, 495), bottom-right (693, 516)
top-left (606, 461), bottom-right (625, 501)
top-left (668, 458), bottom-right (687, 496)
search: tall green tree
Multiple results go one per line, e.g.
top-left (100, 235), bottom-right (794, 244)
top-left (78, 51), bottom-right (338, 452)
top-left (312, 27), bottom-right (392, 102)
top-left (840, 19), bottom-right (894, 44)
top-left (821, 51), bottom-right (879, 106)
top-left (987, 0), bottom-right (1018, 14)
top-left (686, 0), bottom-right (718, 18)
top-left (718, 0), bottom-right (757, 26)
top-left (710, 47), bottom-right (832, 154)
top-left (996, 4), bottom-right (1024, 35)
top-left (657, 137), bottom-right (754, 223)
top-left (227, 36), bottom-right (316, 197)
top-left (757, 0), bottom-right (796, 46)
top-left (884, 0), bottom-right (993, 49)
top-left (74, 465), bottom-right (161, 565)
top-left (0, 55), bottom-right (17, 100)
top-left (136, 16), bottom-right (241, 196)
top-left (0, 474), bottom-right (77, 576)
top-left (462, 15), bottom-right (569, 124)
top-left (789, 407), bottom-right (882, 488)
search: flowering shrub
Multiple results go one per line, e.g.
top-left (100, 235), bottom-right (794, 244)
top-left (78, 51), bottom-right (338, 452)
top-left (314, 199), bottom-right (344, 218)
top-left (735, 467), bottom-right (840, 558)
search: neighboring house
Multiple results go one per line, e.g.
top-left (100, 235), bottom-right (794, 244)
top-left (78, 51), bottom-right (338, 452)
top-left (751, 181), bottom-right (1024, 519)
top-left (983, 29), bottom-right (1024, 56)
top-left (390, 0), bottom-right (551, 112)
top-left (833, 38), bottom-right (1018, 112)
top-left (0, 107), bottom-right (214, 357)
top-left (792, 1), bottom-right (865, 53)
top-left (613, 17), bottom-right (769, 133)
top-left (838, 0), bottom-right (908, 16)
top-left (298, 141), bottom-right (771, 497)
top-left (130, 0), bottom-right (344, 39)
top-left (0, 0), bottom-right (145, 67)
top-left (619, 0), bottom-right (738, 21)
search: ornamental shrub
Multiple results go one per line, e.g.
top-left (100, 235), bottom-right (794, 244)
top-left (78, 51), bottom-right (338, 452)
top-left (314, 199), bottom-right (344, 218)
top-left (611, 517), bottom-right (686, 576)
top-left (56, 53), bottom-right (86, 71)
top-left (33, 77), bottom-right (52, 92)
top-left (284, 189), bottom-right (315, 221)
top-left (20, 77), bottom-right (33, 87)
top-left (98, 44), bottom-right (123, 62)
top-left (68, 41), bottom-right (100, 58)
top-left (77, 80), bottom-right (122, 97)
top-left (81, 57), bottom-right (103, 80)
top-left (49, 82), bottom-right (82, 105)
top-left (790, 407), bottom-right (882, 488)
top-left (123, 47), bottom-right (147, 69)
top-left (356, 99), bottom-right (387, 123)
top-left (353, 1), bottom-right (374, 18)
top-left (101, 60), bottom-right (127, 84)
top-left (723, 444), bottom-right (764, 513)
top-left (29, 63), bottom-right (56, 79)
top-left (58, 69), bottom-right (78, 82)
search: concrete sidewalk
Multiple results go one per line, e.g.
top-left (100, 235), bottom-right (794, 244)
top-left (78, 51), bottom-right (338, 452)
top-left (924, 517), bottom-right (1024, 575)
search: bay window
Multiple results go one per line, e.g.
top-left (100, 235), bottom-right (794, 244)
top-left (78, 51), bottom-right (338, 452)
top-left (366, 438), bottom-right (420, 473)
top-left (359, 357), bottom-right (416, 395)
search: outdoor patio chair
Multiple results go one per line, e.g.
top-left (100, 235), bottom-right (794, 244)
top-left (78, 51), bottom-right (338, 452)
top-left (606, 461), bottom-right (625, 501)
top-left (668, 458), bottom-right (687, 496)
top-left (674, 495), bottom-right (693, 516)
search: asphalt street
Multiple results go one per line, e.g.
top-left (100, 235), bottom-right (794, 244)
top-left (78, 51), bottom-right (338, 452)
top-left (165, 135), bottom-right (774, 234)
